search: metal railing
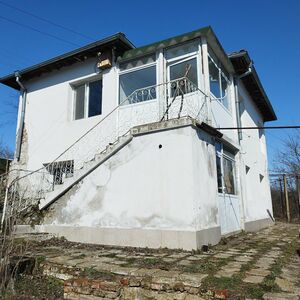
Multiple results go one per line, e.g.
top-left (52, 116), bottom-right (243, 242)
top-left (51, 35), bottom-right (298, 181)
top-left (1, 77), bottom-right (209, 223)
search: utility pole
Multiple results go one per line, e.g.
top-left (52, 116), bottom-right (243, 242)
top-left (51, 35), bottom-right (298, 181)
top-left (279, 178), bottom-right (285, 218)
top-left (283, 174), bottom-right (290, 222)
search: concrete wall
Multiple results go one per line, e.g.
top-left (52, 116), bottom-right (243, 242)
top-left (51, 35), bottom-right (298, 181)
top-left (42, 125), bottom-right (221, 249)
top-left (237, 81), bottom-right (273, 229)
top-left (21, 58), bottom-right (119, 170)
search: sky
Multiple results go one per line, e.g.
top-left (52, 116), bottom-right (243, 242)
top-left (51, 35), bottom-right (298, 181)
top-left (0, 0), bottom-right (299, 170)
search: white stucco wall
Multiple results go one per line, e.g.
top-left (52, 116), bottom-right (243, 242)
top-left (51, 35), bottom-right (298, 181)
top-left (44, 126), bottom-right (219, 233)
top-left (238, 81), bottom-right (273, 225)
top-left (21, 58), bottom-right (118, 170)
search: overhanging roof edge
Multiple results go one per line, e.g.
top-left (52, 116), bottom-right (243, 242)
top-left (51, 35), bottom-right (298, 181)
top-left (0, 32), bottom-right (135, 90)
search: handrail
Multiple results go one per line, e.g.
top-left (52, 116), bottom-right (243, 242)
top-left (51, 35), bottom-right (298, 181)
top-left (7, 76), bottom-right (209, 187)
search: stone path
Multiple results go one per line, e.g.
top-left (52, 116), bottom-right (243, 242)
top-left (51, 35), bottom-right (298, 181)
top-left (17, 222), bottom-right (300, 299)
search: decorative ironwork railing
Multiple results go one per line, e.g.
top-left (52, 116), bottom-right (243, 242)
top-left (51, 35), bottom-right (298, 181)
top-left (1, 77), bottom-right (209, 224)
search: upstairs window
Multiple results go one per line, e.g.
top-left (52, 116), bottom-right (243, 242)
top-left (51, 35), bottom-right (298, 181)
top-left (119, 55), bottom-right (157, 105)
top-left (169, 57), bottom-right (198, 96)
top-left (208, 53), bottom-right (230, 110)
top-left (74, 79), bottom-right (102, 120)
top-left (166, 40), bottom-right (199, 97)
top-left (215, 142), bottom-right (236, 195)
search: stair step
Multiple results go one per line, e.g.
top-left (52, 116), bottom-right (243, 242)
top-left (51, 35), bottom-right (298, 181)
top-left (39, 134), bottom-right (133, 210)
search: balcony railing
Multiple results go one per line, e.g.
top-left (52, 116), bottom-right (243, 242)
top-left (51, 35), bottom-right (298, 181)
top-left (1, 77), bottom-right (209, 222)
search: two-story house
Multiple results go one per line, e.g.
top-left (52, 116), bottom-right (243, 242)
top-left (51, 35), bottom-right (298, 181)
top-left (0, 26), bottom-right (276, 250)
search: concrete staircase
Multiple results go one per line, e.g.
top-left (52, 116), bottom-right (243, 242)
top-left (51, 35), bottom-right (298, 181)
top-left (39, 133), bottom-right (133, 210)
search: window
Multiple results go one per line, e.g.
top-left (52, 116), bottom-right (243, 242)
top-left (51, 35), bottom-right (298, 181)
top-left (215, 142), bottom-right (236, 195)
top-left (166, 41), bottom-right (199, 97)
top-left (74, 79), bottom-right (102, 120)
top-left (208, 53), bottom-right (230, 109)
top-left (165, 40), bottom-right (198, 60)
top-left (119, 55), bottom-right (157, 105)
top-left (44, 160), bottom-right (74, 186)
top-left (169, 57), bottom-right (198, 96)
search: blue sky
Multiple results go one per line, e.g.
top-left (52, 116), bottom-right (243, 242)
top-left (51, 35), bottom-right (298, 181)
top-left (0, 0), bottom-right (299, 169)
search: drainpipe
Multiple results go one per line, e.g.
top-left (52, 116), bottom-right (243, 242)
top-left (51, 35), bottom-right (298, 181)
top-left (233, 63), bottom-right (253, 231)
top-left (234, 61), bottom-right (253, 143)
top-left (234, 77), bottom-right (243, 142)
top-left (15, 71), bottom-right (27, 161)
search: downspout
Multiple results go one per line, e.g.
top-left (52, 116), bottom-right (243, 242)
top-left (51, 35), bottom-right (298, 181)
top-left (234, 77), bottom-right (243, 142)
top-left (15, 71), bottom-right (27, 161)
top-left (234, 61), bottom-right (253, 143)
top-left (233, 64), bottom-right (253, 231)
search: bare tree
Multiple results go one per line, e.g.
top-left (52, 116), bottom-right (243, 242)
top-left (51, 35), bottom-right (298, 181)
top-left (273, 129), bottom-right (300, 174)
top-left (0, 138), bottom-right (13, 160)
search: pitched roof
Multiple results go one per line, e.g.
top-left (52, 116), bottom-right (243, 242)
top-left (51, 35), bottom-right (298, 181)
top-left (119, 26), bottom-right (234, 74)
top-left (228, 50), bottom-right (277, 122)
top-left (0, 33), bottom-right (134, 90)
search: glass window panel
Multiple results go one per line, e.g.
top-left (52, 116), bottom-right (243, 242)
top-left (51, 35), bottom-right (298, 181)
top-left (208, 57), bottom-right (221, 98)
top-left (169, 58), bottom-right (198, 96)
top-left (223, 157), bottom-right (235, 194)
top-left (119, 54), bottom-right (156, 71)
top-left (221, 74), bottom-right (229, 109)
top-left (165, 40), bottom-right (198, 60)
top-left (88, 80), bottom-right (102, 117)
top-left (119, 66), bottom-right (156, 104)
top-left (216, 155), bottom-right (223, 193)
top-left (75, 84), bottom-right (85, 120)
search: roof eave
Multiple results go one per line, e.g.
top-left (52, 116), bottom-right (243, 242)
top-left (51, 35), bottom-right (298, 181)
top-left (118, 26), bottom-right (235, 74)
top-left (0, 33), bottom-right (135, 90)
top-left (229, 51), bottom-right (277, 122)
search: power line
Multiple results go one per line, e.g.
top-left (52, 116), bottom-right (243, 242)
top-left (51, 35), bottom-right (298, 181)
top-left (218, 125), bottom-right (300, 130)
top-left (0, 15), bottom-right (80, 47)
top-left (0, 0), bottom-right (94, 42)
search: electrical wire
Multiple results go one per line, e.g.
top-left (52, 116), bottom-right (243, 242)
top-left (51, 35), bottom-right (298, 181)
top-left (0, 0), bottom-right (94, 42)
top-left (0, 14), bottom-right (80, 47)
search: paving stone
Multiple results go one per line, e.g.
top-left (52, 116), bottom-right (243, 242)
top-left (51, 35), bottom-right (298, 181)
top-left (243, 275), bottom-right (265, 284)
top-left (178, 273), bottom-right (208, 288)
top-left (263, 292), bottom-right (299, 300)
top-left (215, 269), bottom-right (239, 278)
top-left (254, 262), bottom-right (273, 270)
top-left (275, 278), bottom-right (298, 293)
top-left (246, 268), bottom-right (270, 277)
top-left (47, 255), bottom-right (78, 265)
top-left (162, 257), bottom-right (177, 263)
top-left (258, 257), bottom-right (276, 263)
top-left (168, 253), bottom-right (189, 259)
top-left (214, 252), bottom-right (233, 259)
top-left (110, 266), bottom-right (139, 276)
top-left (186, 256), bottom-right (203, 261)
top-left (234, 255), bottom-right (252, 262)
top-left (129, 268), bottom-right (158, 277)
top-left (177, 259), bottom-right (192, 266)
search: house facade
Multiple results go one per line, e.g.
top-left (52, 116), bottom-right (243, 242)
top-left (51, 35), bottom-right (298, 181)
top-left (0, 27), bottom-right (276, 250)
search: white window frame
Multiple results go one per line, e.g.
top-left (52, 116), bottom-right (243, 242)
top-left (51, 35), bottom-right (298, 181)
top-left (165, 40), bottom-right (201, 88)
top-left (71, 77), bottom-right (103, 120)
top-left (216, 142), bottom-right (237, 195)
top-left (118, 55), bottom-right (157, 106)
top-left (208, 53), bottom-right (231, 111)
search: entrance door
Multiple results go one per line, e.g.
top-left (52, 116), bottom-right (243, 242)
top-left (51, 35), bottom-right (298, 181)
top-left (216, 143), bottom-right (242, 235)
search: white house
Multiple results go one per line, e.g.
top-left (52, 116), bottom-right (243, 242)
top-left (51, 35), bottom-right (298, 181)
top-left (0, 27), bottom-right (277, 250)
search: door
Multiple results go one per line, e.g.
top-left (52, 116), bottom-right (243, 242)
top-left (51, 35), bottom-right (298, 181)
top-left (216, 143), bottom-right (242, 235)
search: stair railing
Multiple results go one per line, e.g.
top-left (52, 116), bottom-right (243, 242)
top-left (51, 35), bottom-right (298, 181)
top-left (1, 77), bottom-right (209, 223)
